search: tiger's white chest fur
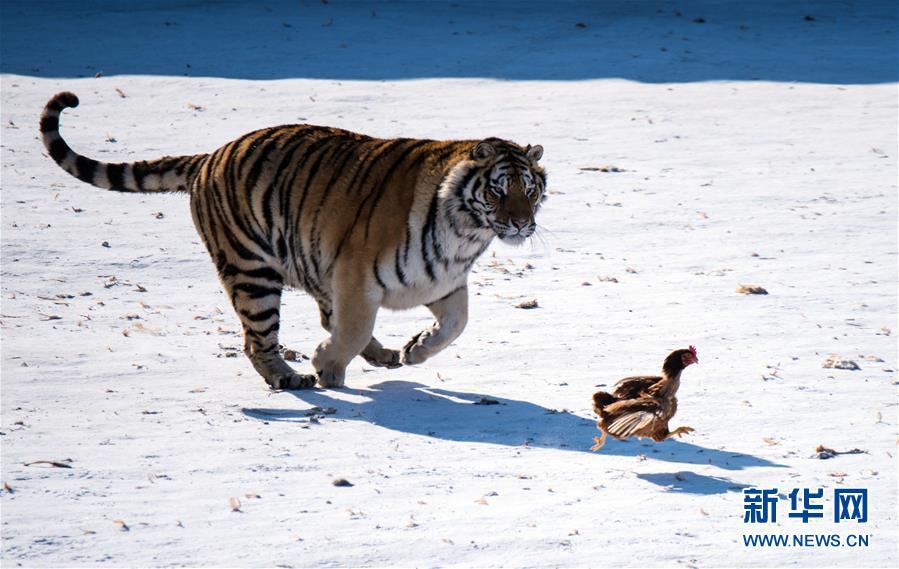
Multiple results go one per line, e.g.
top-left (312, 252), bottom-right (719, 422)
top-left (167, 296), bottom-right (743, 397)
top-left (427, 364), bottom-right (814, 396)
top-left (378, 184), bottom-right (493, 311)
top-left (381, 278), bottom-right (466, 310)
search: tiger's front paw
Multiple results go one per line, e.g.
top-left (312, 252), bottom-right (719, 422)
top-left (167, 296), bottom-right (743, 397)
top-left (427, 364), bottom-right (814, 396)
top-left (267, 373), bottom-right (317, 391)
top-left (400, 330), bottom-right (432, 365)
top-left (316, 368), bottom-right (346, 389)
top-left (361, 347), bottom-right (403, 369)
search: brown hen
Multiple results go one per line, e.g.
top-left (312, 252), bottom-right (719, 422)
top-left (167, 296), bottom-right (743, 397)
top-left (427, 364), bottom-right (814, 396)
top-left (591, 346), bottom-right (698, 451)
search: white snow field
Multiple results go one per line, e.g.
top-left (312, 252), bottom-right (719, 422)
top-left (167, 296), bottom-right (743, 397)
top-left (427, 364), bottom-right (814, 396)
top-left (1, 1), bottom-right (896, 567)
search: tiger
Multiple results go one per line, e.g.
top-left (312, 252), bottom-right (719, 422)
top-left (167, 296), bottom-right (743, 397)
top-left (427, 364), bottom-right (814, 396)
top-left (40, 91), bottom-right (547, 390)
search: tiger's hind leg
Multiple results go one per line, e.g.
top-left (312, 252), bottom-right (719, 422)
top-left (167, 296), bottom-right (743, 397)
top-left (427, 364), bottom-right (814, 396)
top-left (221, 271), bottom-right (316, 390)
top-left (190, 187), bottom-right (314, 390)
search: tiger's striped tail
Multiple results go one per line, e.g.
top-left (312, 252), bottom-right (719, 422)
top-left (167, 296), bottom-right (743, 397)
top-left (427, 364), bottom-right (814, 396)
top-left (41, 92), bottom-right (207, 194)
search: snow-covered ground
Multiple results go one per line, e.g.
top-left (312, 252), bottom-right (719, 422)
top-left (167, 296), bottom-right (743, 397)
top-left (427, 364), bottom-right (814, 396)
top-left (1, 1), bottom-right (896, 567)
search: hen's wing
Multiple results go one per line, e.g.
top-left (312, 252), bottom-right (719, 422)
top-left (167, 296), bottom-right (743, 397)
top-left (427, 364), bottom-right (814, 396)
top-left (604, 398), bottom-right (664, 438)
top-left (612, 375), bottom-right (662, 399)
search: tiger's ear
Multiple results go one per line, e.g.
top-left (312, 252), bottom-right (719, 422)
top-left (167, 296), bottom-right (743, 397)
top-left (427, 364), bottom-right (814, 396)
top-left (471, 141), bottom-right (496, 162)
top-left (526, 144), bottom-right (543, 162)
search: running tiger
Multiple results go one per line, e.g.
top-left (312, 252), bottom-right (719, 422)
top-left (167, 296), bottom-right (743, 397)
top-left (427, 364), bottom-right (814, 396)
top-left (41, 92), bottom-right (547, 390)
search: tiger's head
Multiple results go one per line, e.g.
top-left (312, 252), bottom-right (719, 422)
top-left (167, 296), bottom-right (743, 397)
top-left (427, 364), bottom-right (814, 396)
top-left (457, 139), bottom-right (547, 245)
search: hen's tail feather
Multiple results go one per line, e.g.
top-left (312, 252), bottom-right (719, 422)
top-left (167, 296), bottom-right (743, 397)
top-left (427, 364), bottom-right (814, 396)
top-left (592, 391), bottom-right (616, 415)
top-left (41, 92), bottom-right (208, 194)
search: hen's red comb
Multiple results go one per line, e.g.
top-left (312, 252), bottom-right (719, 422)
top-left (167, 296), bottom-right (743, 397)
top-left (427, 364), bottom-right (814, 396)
top-left (688, 345), bottom-right (698, 358)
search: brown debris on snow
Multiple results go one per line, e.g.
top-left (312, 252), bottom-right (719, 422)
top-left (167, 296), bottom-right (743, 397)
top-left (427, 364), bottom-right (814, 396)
top-left (279, 347), bottom-right (308, 361)
top-left (306, 406), bottom-right (337, 416)
top-left (474, 397), bottom-right (500, 406)
top-left (24, 460), bottom-right (72, 468)
top-left (822, 355), bottom-right (860, 370)
top-left (814, 445), bottom-right (867, 459)
top-left (515, 299), bottom-right (539, 309)
top-left (580, 165), bottom-right (625, 173)
top-left (737, 284), bottom-right (768, 295)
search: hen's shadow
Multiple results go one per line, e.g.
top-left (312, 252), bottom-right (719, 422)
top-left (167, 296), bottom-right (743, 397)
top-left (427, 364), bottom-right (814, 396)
top-left (637, 471), bottom-right (752, 494)
top-left (243, 380), bottom-right (784, 470)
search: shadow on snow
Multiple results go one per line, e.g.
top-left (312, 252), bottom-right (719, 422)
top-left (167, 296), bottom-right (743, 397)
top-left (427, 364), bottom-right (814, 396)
top-left (636, 471), bottom-right (751, 494)
top-left (1, 0), bottom-right (896, 84)
top-left (242, 380), bottom-right (785, 475)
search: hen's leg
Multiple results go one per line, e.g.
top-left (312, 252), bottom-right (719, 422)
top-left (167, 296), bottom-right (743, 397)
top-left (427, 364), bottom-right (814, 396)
top-left (667, 426), bottom-right (695, 439)
top-left (591, 431), bottom-right (608, 451)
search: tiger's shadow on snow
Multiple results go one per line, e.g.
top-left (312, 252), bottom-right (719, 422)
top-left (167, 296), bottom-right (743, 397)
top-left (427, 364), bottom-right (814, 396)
top-left (243, 380), bottom-right (784, 471)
